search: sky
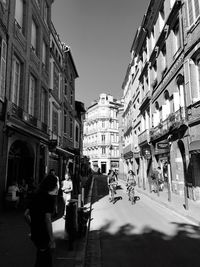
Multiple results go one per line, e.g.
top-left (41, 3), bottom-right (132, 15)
top-left (52, 0), bottom-right (150, 109)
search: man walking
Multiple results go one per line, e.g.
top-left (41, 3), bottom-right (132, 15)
top-left (24, 174), bottom-right (59, 267)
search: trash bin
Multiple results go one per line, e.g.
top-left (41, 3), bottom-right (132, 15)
top-left (65, 199), bottom-right (78, 250)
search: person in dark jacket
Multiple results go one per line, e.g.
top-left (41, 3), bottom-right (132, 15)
top-left (24, 174), bottom-right (59, 267)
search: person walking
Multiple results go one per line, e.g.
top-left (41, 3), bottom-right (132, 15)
top-left (61, 173), bottom-right (73, 219)
top-left (49, 169), bottom-right (60, 216)
top-left (126, 170), bottom-right (136, 201)
top-left (24, 174), bottom-right (59, 267)
top-left (107, 170), bottom-right (117, 202)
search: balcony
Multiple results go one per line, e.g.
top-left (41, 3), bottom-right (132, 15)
top-left (124, 120), bottom-right (133, 137)
top-left (7, 101), bottom-right (48, 133)
top-left (138, 129), bottom-right (150, 145)
top-left (150, 107), bottom-right (187, 141)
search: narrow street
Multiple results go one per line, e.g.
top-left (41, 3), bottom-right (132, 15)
top-left (85, 175), bottom-right (200, 267)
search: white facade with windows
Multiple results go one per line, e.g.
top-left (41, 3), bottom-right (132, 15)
top-left (83, 93), bottom-right (122, 174)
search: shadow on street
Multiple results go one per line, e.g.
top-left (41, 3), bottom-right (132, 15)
top-left (86, 221), bottom-right (200, 267)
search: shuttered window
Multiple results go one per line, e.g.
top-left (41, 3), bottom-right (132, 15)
top-left (11, 56), bottom-right (21, 105)
top-left (187, 0), bottom-right (200, 26)
top-left (15, 0), bottom-right (24, 29)
top-left (0, 39), bottom-right (7, 100)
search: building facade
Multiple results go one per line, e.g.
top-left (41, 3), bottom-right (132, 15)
top-left (0, 0), bottom-right (84, 207)
top-left (122, 0), bottom-right (200, 202)
top-left (83, 93), bottom-right (122, 174)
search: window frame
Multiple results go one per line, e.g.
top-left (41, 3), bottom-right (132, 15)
top-left (11, 55), bottom-right (21, 105)
top-left (28, 74), bottom-right (36, 116)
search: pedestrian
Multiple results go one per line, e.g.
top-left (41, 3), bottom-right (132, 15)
top-left (5, 181), bottom-right (20, 208)
top-left (126, 170), bottom-right (136, 200)
top-left (49, 169), bottom-right (60, 216)
top-left (61, 172), bottom-right (73, 219)
top-left (24, 174), bottom-right (59, 267)
top-left (107, 170), bottom-right (117, 202)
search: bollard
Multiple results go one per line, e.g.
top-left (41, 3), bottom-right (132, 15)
top-left (65, 199), bottom-right (78, 250)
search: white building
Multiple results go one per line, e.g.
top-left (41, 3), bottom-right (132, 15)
top-left (83, 93), bottom-right (122, 174)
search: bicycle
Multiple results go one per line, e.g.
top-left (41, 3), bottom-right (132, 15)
top-left (127, 184), bottom-right (135, 205)
top-left (108, 182), bottom-right (117, 203)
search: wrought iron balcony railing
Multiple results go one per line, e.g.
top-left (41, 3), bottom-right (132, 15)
top-left (7, 101), bottom-right (48, 133)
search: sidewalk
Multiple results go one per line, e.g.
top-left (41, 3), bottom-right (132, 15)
top-left (0, 175), bottom-right (94, 267)
top-left (120, 178), bottom-right (200, 225)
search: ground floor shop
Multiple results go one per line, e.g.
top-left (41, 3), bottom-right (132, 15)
top-left (91, 158), bottom-right (119, 174)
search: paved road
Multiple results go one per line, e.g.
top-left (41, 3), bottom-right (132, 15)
top-left (85, 175), bottom-right (200, 267)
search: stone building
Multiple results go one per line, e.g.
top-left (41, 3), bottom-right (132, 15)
top-left (0, 0), bottom-right (54, 205)
top-left (122, 0), bottom-right (200, 202)
top-left (83, 93), bottom-right (122, 174)
top-left (0, 0), bottom-right (84, 207)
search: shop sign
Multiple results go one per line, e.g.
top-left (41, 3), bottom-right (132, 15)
top-left (156, 141), bottom-right (169, 149)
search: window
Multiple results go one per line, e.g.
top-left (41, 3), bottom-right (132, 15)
top-left (11, 56), bottom-right (21, 105)
top-left (64, 110), bottom-right (67, 134)
top-left (172, 19), bottom-right (181, 54)
top-left (101, 134), bottom-right (105, 143)
top-left (161, 43), bottom-right (167, 74)
top-left (75, 125), bottom-right (79, 142)
top-left (0, 39), bottom-right (7, 100)
top-left (70, 90), bottom-right (73, 105)
top-left (44, 1), bottom-right (48, 25)
top-left (102, 121), bottom-right (105, 128)
top-left (31, 19), bottom-right (38, 54)
top-left (64, 81), bottom-right (67, 96)
top-left (53, 63), bottom-right (59, 97)
top-left (42, 40), bottom-right (47, 68)
top-left (102, 147), bottom-right (106, 155)
top-left (52, 106), bottom-right (58, 134)
top-left (41, 88), bottom-right (46, 123)
top-left (28, 75), bottom-right (36, 116)
top-left (15, 0), bottom-right (24, 31)
top-left (187, 0), bottom-right (200, 26)
top-left (70, 118), bottom-right (73, 138)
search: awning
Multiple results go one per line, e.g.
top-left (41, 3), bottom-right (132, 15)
top-left (189, 141), bottom-right (200, 153)
top-left (56, 147), bottom-right (74, 157)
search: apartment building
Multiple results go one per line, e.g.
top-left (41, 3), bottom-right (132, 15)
top-left (0, 0), bottom-right (54, 203)
top-left (0, 0), bottom-right (84, 207)
top-left (122, 0), bottom-right (200, 202)
top-left (83, 93), bottom-right (122, 174)
top-left (184, 0), bottom-right (200, 200)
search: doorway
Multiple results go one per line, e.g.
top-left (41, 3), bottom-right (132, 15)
top-left (101, 162), bottom-right (107, 174)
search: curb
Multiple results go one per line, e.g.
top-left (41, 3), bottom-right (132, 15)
top-left (74, 175), bottom-right (94, 267)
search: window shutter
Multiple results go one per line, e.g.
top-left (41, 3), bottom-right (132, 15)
top-left (190, 60), bottom-right (199, 101)
top-left (173, 92), bottom-right (180, 112)
top-left (188, 0), bottom-right (194, 25)
top-left (194, 0), bottom-right (200, 18)
top-left (0, 39), bottom-right (7, 100)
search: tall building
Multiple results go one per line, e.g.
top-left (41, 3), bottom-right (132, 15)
top-left (0, 0), bottom-right (85, 207)
top-left (122, 0), bottom-right (200, 203)
top-left (83, 93), bottom-right (122, 174)
top-left (0, 0), bottom-right (54, 204)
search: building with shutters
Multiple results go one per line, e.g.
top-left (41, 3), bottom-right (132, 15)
top-left (83, 93), bottom-right (122, 174)
top-left (0, 0), bottom-right (85, 208)
top-left (122, 0), bottom-right (200, 202)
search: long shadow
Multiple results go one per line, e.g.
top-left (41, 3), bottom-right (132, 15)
top-left (85, 221), bottom-right (200, 267)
